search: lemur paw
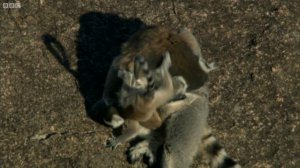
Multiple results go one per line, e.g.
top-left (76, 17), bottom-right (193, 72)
top-left (103, 114), bottom-right (124, 129)
top-left (128, 141), bottom-right (155, 165)
top-left (146, 150), bottom-right (155, 166)
top-left (105, 136), bottom-right (120, 150)
top-left (172, 76), bottom-right (188, 101)
top-left (174, 76), bottom-right (188, 92)
top-left (198, 58), bottom-right (217, 73)
top-left (128, 146), bottom-right (143, 163)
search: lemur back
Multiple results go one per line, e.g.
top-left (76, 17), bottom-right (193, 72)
top-left (161, 86), bottom-right (209, 168)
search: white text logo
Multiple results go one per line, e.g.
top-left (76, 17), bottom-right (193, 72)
top-left (3, 2), bottom-right (21, 9)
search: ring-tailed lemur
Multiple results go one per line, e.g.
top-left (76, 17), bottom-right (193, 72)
top-left (128, 86), bottom-right (241, 168)
top-left (105, 52), bottom-right (188, 149)
top-left (99, 26), bottom-right (215, 129)
top-left (94, 26), bottom-right (240, 167)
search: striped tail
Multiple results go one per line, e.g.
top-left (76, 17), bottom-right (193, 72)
top-left (201, 127), bottom-right (241, 168)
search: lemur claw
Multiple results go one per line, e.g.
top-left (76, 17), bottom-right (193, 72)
top-left (105, 136), bottom-right (120, 150)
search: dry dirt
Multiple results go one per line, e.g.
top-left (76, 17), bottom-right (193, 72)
top-left (0, 0), bottom-right (299, 168)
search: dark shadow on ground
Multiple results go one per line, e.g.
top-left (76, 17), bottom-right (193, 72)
top-left (42, 12), bottom-right (145, 123)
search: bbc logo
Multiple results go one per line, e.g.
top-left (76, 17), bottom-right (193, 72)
top-left (3, 2), bottom-right (21, 9)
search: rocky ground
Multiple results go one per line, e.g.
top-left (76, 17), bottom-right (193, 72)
top-left (0, 0), bottom-right (299, 167)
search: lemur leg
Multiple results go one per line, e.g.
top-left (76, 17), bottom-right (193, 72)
top-left (178, 28), bottom-right (216, 73)
top-left (128, 131), bottom-right (163, 165)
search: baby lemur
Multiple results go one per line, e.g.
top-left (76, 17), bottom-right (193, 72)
top-left (128, 86), bottom-right (241, 168)
top-left (105, 52), bottom-right (188, 149)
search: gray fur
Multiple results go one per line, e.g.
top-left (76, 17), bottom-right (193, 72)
top-left (128, 86), bottom-right (241, 168)
top-left (178, 28), bottom-right (216, 73)
top-left (128, 86), bottom-right (209, 167)
top-left (160, 86), bottom-right (209, 168)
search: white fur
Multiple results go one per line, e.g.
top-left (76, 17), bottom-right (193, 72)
top-left (129, 140), bottom-right (154, 163)
top-left (103, 114), bottom-right (124, 128)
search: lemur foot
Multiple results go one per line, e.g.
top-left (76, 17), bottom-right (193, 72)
top-left (103, 114), bottom-right (124, 129)
top-left (105, 136), bottom-right (121, 150)
top-left (128, 140), bottom-right (155, 165)
top-left (172, 76), bottom-right (188, 101)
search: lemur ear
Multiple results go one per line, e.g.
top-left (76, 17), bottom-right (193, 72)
top-left (161, 51), bottom-right (172, 69)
